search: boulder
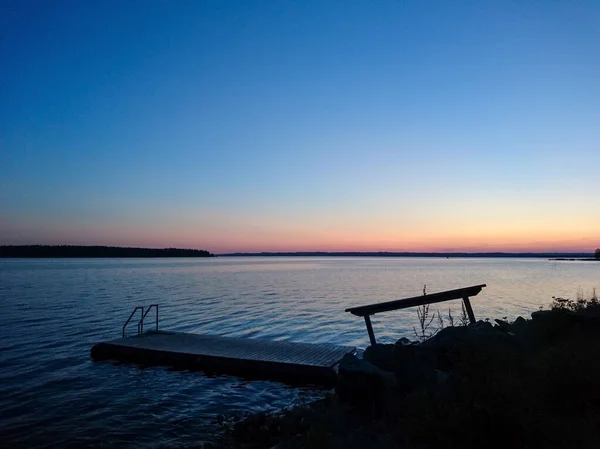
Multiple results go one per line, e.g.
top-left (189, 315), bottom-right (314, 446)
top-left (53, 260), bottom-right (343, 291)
top-left (531, 310), bottom-right (553, 321)
top-left (336, 354), bottom-right (396, 405)
top-left (363, 344), bottom-right (398, 373)
top-left (419, 325), bottom-right (471, 349)
top-left (395, 337), bottom-right (413, 346)
top-left (511, 316), bottom-right (529, 335)
top-left (531, 308), bottom-right (600, 345)
top-left (364, 343), bottom-right (438, 392)
top-left (419, 323), bottom-right (518, 370)
top-left (494, 318), bottom-right (512, 332)
top-left (471, 320), bottom-right (494, 331)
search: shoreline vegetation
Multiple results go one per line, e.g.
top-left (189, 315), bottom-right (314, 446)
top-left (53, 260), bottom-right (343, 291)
top-left (212, 289), bottom-right (600, 449)
top-left (0, 245), bottom-right (214, 258)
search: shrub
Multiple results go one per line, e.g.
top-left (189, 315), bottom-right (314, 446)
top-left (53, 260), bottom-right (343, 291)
top-left (551, 288), bottom-right (599, 311)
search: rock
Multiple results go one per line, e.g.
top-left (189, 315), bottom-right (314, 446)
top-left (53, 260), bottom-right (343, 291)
top-left (419, 323), bottom-right (518, 371)
top-left (532, 309), bottom-right (578, 331)
top-left (434, 369), bottom-right (450, 384)
top-left (531, 310), bottom-right (553, 321)
top-left (531, 308), bottom-right (600, 345)
top-left (580, 304), bottom-right (600, 318)
top-left (494, 318), bottom-right (512, 332)
top-left (471, 320), bottom-right (494, 331)
top-left (364, 343), bottom-right (438, 392)
top-left (511, 316), bottom-right (528, 334)
top-left (363, 344), bottom-right (397, 372)
top-left (419, 325), bottom-right (471, 348)
top-left (396, 337), bottom-right (413, 346)
top-left (336, 354), bottom-right (396, 405)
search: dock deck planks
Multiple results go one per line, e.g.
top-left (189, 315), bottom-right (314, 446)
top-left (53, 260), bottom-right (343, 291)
top-left (91, 331), bottom-right (355, 385)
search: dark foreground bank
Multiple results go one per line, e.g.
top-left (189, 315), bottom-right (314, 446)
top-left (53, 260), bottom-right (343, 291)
top-left (0, 245), bottom-right (214, 258)
top-left (212, 294), bottom-right (600, 449)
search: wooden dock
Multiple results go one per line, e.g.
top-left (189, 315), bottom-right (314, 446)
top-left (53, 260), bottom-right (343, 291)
top-left (91, 331), bottom-right (355, 385)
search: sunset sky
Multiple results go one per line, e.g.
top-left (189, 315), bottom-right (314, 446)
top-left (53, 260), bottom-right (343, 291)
top-left (1, 1), bottom-right (599, 253)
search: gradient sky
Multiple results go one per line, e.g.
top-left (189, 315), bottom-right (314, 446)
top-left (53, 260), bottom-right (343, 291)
top-left (1, 0), bottom-right (599, 253)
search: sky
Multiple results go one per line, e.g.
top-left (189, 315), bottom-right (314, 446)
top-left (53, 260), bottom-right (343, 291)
top-left (1, 0), bottom-right (599, 253)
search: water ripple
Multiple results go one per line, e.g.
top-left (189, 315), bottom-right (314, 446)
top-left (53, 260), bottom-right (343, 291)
top-left (0, 257), bottom-right (598, 447)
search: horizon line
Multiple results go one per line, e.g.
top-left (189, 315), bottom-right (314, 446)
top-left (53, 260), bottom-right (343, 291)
top-left (218, 250), bottom-right (596, 257)
top-left (1, 245), bottom-right (597, 258)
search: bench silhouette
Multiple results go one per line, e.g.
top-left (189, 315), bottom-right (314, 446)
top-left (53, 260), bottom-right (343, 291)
top-left (345, 284), bottom-right (487, 345)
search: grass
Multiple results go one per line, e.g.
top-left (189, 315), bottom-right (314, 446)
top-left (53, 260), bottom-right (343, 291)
top-left (552, 287), bottom-right (598, 312)
top-left (413, 284), bottom-right (470, 342)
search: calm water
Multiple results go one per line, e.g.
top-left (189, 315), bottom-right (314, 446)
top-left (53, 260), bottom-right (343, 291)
top-left (1, 257), bottom-right (598, 447)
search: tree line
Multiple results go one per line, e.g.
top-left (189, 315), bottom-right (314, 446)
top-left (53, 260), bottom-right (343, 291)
top-left (0, 245), bottom-right (214, 258)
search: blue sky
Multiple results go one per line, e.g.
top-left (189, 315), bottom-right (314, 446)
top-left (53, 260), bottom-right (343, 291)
top-left (1, 0), bottom-right (599, 252)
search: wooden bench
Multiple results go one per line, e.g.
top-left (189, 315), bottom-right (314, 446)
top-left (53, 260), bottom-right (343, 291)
top-left (345, 284), bottom-right (487, 345)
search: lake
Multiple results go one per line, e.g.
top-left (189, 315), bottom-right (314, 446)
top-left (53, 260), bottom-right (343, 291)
top-left (1, 257), bottom-right (598, 447)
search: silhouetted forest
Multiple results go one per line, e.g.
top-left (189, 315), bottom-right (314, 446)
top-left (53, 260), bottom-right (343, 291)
top-left (0, 245), bottom-right (214, 258)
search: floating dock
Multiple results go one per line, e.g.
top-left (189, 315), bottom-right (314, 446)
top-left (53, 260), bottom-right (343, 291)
top-left (91, 331), bottom-right (355, 385)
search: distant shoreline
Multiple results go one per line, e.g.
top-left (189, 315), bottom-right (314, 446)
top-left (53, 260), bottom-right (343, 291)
top-left (2, 246), bottom-right (597, 260)
top-left (219, 251), bottom-right (596, 259)
top-left (0, 245), bottom-right (214, 258)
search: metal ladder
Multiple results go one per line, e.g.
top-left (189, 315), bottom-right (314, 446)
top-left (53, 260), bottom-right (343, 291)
top-left (122, 304), bottom-right (159, 337)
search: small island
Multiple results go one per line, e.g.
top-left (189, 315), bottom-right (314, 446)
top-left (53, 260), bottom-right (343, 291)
top-left (0, 245), bottom-right (214, 258)
top-left (550, 248), bottom-right (600, 261)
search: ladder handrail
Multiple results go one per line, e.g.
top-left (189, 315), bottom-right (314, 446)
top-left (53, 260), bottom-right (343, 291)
top-left (140, 304), bottom-right (159, 334)
top-left (123, 306), bottom-right (144, 337)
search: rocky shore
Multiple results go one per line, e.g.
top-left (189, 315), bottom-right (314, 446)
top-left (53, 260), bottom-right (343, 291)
top-left (212, 296), bottom-right (600, 449)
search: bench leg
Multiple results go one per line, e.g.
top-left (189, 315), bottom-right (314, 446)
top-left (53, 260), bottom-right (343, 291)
top-left (364, 315), bottom-right (377, 345)
top-left (463, 296), bottom-right (476, 324)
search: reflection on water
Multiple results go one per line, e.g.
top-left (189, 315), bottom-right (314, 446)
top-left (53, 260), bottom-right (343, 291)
top-left (0, 257), bottom-right (597, 447)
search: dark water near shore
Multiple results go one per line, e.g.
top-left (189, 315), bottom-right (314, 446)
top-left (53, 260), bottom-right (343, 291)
top-left (1, 257), bottom-right (598, 447)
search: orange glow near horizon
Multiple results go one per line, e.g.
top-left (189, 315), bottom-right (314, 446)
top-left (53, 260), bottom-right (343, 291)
top-left (7, 228), bottom-right (595, 254)
top-left (2, 208), bottom-right (599, 254)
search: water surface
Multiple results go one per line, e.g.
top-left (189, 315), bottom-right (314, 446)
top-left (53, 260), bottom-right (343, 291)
top-left (1, 257), bottom-right (598, 447)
